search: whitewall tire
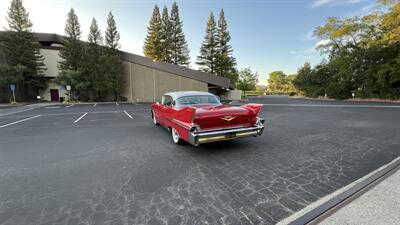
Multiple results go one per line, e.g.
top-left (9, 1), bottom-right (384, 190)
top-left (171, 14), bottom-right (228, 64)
top-left (152, 111), bottom-right (158, 125)
top-left (171, 128), bottom-right (182, 144)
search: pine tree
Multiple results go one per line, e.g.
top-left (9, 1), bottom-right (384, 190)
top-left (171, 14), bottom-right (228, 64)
top-left (3, 0), bottom-right (46, 100)
top-left (105, 11), bottom-right (120, 50)
top-left (58, 8), bottom-right (82, 72)
top-left (103, 11), bottom-right (124, 101)
top-left (170, 2), bottom-right (190, 66)
top-left (88, 18), bottom-right (103, 45)
top-left (196, 12), bottom-right (218, 74)
top-left (81, 18), bottom-right (103, 100)
top-left (216, 9), bottom-right (237, 83)
top-left (160, 6), bottom-right (172, 63)
top-left (143, 5), bottom-right (162, 60)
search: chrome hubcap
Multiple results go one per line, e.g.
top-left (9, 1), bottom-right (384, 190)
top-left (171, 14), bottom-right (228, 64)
top-left (172, 129), bottom-right (179, 143)
top-left (152, 111), bottom-right (157, 124)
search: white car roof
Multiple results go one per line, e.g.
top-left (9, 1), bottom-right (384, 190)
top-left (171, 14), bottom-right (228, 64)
top-left (164, 91), bottom-right (216, 100)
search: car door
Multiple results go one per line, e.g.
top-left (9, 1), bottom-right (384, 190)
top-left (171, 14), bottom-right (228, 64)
top-left (158, 95), bottom-right (173, 125)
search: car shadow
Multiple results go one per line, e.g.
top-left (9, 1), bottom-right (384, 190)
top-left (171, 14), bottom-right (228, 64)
top-left (185, 140), bottom-right (253, 154)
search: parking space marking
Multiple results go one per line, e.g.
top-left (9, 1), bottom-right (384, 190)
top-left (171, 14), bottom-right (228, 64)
top-left (66, 104), bottom-right (74, 108)
top-left (115, 102), bottom-right (119, 106)
top-left (45, 106), bottom-right (61, 109)
top-left (93, 103), bottom-right (97, 108)
top-left (73, 112), bottom-right (88, 123)
top-left (0, 115), bottom-right (41, 128)
top-left (0, 107), bottom-right (35, 116)
top-left (262, 104), bottom-right (400, 108)
top-left (123, 110), bottom-right (133, 119)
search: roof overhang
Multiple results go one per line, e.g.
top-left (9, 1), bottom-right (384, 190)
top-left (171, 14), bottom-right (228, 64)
top-left (16, 32), bottom-right (231, 89)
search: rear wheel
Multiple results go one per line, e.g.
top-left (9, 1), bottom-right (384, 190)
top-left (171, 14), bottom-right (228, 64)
top-left (171, 128), bottom-right (182, 144)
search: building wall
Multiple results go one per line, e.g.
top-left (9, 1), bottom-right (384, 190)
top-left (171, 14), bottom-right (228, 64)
top-left (36, 48), bottom-right (208, 102)
top-left (39, 81), bottom-right (68, 101)
top-left (41, 48), bottom-right (60, 78)
top-left (122, 62), bottom-right (208, 102)
top-left (38, 48), bottom-right (67, 101)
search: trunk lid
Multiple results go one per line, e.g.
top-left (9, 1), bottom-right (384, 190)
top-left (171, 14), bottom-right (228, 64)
top-left (193, 105), bottom-right (254, 131)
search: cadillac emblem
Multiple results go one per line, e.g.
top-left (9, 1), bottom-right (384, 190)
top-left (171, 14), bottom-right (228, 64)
top-left (220, 115), bottom-right (236, 122)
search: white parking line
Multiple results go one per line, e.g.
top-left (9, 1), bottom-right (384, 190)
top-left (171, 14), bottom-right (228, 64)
top-left (0, 107), bottom-right (35, 116)
top-left (0, 115), bottom-right (41, 128)
top-left (66, 104), bottom-right (74, 108)
top-left (73, 112), bottom-right (88, 123)
top-left (123, 110), bottom-right (133, 119)
top-left (115, 102), bottom-right (119, 106)
top-left (93, 103), bottom-right (97, 108)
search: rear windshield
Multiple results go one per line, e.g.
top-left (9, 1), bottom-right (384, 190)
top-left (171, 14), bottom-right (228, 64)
top-left (175, 95), bottom-right (221, 107)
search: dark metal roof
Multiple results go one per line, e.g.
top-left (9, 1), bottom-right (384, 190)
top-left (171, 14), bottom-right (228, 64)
top-left (32, 32), bottom-right (231, 89)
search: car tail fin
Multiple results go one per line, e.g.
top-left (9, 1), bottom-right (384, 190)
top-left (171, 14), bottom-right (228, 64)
top-left (241, 104), bottom-right (263, 116)
top-left (176, 106), bottom-right (197, 125)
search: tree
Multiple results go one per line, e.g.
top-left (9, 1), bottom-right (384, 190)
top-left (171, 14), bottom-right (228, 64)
top-left (236, 67), bottom-right (258, 96)
top-left (216, 9), bottom-right (237, 83)
top-left (57, 8), bottom-right (83, 101)
top-left (169, 2), bottom-right (190, 66)
top-left (56, 70), bottom-right (84, 101)
top-left (300, 1), bottom-right (400, 100)
top-left (196, 12), bottom-right (218, 74)
top-left (143, 5), bottom-right (162, 60)
top-left (105, 11), bottom-right (120, 50)
top-left (59, 8), bottom-right (82, 72)
top-left (2, 0), bottom-right (46, 100)
top-left (160, 6), bottom-right (172, 63)
top-left (293, 62), bottom-right (312, 92)
top-left (380, 2), bottom-right (400, 45)
top-left (268, 71), bottom-right (296, 94)
top-left (103, 11), bottom-right (124, 101)
top-left (0, 64), bottom-right (24, 102)
top-left (81, 18), bottom-right (103, 100)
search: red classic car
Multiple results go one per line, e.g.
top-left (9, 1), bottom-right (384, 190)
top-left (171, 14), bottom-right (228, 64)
top-left (151, 91), bottom-right (265, 146)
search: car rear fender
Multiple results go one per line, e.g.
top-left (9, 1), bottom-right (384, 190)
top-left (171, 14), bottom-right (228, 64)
top-left (170, 107), bottom-right (196, 142)
top-left (240, 104), bottom-right (263, 117)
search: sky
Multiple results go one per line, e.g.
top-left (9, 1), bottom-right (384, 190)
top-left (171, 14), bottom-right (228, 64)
top-left (0, 0), bottom-right (379, 85)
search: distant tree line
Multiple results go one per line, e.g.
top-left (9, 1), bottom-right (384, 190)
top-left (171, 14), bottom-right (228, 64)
top-left (143, 3), bottom-right (238, 84)
top-left (293, 0), bottom-right (400, 99)
top-left (267, 71), bottom-right (297, 95)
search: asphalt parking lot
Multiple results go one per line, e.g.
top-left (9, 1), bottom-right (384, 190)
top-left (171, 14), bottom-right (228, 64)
top-left (0, 96), bottom-right (399, 225)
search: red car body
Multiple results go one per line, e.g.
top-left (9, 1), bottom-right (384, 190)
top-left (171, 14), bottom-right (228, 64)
top-left (151, 91), bottom-right (265, 146)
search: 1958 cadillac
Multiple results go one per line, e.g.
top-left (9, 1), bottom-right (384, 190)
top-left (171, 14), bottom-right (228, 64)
top-left (151, 91), bottom-right (265, 146)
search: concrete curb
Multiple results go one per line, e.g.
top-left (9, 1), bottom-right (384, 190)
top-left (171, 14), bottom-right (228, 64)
top-left (277, 157), bottom-right (400, 225)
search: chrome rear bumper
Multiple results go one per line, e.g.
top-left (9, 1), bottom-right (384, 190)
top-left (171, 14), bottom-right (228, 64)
top-left (188, 118), bottom-right (265, 146)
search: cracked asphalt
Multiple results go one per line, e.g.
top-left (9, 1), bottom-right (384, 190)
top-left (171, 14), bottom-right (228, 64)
top-left (0, 96), bottom-right (399, 225)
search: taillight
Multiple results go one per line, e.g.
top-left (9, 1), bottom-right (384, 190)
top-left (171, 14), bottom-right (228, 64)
top-left (190, 125), bottom-right (200, 134)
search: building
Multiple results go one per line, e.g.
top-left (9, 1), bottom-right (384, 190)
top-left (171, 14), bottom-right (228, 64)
top-left (33, 33), bottom-right (232, 102)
